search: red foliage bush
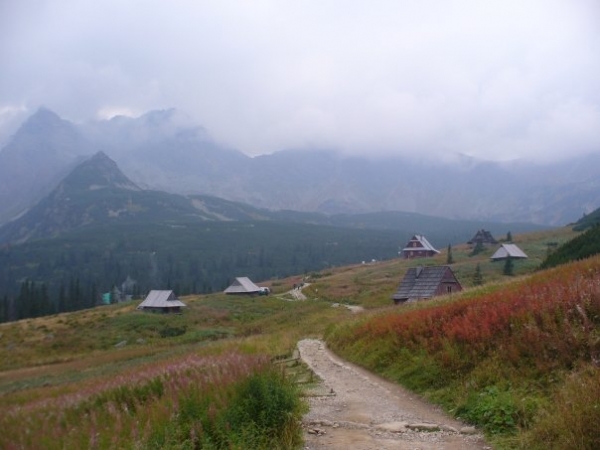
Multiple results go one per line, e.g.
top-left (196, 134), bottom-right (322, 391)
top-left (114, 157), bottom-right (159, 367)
top-left (340, 256), bottom-right (600, 377)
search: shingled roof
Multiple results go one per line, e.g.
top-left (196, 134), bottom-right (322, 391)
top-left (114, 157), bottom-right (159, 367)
top-left (467, 229), bottom-right (498, 245)
top-left (392, 265), bottom-right (461, 303)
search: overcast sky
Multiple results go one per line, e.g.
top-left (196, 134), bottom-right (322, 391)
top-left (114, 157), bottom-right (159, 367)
top-left (1, 0), bottom-right (599, 161)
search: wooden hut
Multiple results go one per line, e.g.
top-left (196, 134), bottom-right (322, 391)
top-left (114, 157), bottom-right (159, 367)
top-left (400, 234), bottom-right (440, 259)
top-left (224, 277), bottom-right (261, 295)
top-left (490, 244), bottom-right (528, 260)
top-left (392, 265), bottom-right (462, 304)
top-left (137, 290), bottom-right (186, 313)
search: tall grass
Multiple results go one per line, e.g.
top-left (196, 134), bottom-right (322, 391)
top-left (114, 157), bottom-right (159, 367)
top-left (326, 255), bottom-right (600, 447)
top-left (0, 351), bottom-right (306, 449)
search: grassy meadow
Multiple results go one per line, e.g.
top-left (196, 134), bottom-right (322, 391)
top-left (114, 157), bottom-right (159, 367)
top-left (2, 225), bottom-right (597, 448)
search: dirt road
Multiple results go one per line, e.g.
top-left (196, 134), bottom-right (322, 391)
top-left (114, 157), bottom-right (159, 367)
top-left (298, 339), bottom-right (491, 450)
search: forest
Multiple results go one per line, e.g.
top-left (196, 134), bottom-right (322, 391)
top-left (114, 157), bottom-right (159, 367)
top-left (0, 220), bottom-right (401, 322)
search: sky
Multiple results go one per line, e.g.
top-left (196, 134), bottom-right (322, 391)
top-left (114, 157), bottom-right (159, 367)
top-left (1, 0), bottom-right (599, 162)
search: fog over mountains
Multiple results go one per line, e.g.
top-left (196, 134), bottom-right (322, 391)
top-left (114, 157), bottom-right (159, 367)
top-left (1, 108), bottom-right (598, 226)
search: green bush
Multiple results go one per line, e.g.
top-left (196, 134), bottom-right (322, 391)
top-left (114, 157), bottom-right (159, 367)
top-left (457, 386), bottom-right (519, 435)
top-left (146, 367), bottom-right (306, 449)
top-left (223, 369), bottom-right (307, 448)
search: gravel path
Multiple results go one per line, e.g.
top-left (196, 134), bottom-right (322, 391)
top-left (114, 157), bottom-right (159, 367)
top-left (298, 339), bottom-right (491, 450)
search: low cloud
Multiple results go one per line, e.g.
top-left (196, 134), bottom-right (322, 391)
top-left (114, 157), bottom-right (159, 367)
top-left (1, 0), bottom-right (599, 162)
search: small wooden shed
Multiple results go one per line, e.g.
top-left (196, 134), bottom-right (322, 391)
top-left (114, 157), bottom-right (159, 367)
top-left (467, 229), bottom-right (498, 245)
top-left (490, 244), bottom-right (528, 261)
top-left (137, 290), bottom-right (186, 313)
top-left (392, 265), bottom-right (462, 304)
top-left (224, 277), bottom-right (261, 295)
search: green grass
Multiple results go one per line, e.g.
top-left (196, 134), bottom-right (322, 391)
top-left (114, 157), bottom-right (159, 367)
top-left (1, 226), bottom-right (595, 448)
top-left (324, 252), bottom-right (600, 448)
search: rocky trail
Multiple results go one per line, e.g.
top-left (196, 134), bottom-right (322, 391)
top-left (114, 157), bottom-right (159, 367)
top-left (298, 339), bottom-right (491, 450)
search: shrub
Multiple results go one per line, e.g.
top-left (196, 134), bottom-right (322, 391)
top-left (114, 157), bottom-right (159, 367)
top-left (521, 364), bottom-right (600, 450)
top-left (326, 255), bottom-right (600, 444)
top-left (457, 386), bottom-right (518, 435)
top-left (223, 369), bottom-right (307, 448)
top-left (0, 352), bottom-right (306, 449)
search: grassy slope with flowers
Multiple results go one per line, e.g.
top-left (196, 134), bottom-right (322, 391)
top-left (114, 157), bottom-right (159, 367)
top-left (0, 225), bottom-right (595, 448)
top-left (325, 255), bottom-right (600, 448)
top-left (0, 293), bottom-right (334, 449)
top-left (1, 352), bottom-right (305, 449)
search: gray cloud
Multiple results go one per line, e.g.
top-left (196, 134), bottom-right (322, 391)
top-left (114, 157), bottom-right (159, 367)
top-left (1, 0), bottom-right (599, 161)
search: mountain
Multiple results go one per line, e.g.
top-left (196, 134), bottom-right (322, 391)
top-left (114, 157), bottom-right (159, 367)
top-left (0, 151), bottom-right (543, 245)
top-left (1, 108), bottom-right (599, 226)
top-left (0, 108), bottom-right (94, 223)
top-left (83, 109), bottom-right (251, 196)
top-left (0, 152), bottom-right (549, 318)
top-left (0, 152), bottom-right (268, 244)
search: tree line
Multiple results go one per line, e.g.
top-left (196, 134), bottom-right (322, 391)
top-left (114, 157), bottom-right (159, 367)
top-left (0, 221), bottom-right (401, 322)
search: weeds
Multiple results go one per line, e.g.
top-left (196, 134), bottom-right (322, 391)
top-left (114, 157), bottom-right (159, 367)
top-left (326, 255), bottom-right (600, 446)
top-left (0, 352), bottom-right (306, 449)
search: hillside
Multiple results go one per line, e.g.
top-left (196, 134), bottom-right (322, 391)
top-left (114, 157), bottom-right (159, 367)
top-left (0, 152), bottom-right (548, 322)
top-left (1, 226), bottom-right (596, 448)
top-left (572, 205), bottom-right (600, 231)
top-left (540, 224), bottom-right (600, 269)
top-left (323, 254), bottom-right (600, 449)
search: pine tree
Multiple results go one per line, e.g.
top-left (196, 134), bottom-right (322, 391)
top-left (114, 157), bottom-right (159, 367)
top-left (506, 231), bottom-right (513, 242)
top-left (503, 256), bottom-right (514, 276)
top-left (0, 295), bottom-right (7, 323)
top-left (446, 244), bottom-right (454, 264)
top-left (57, 283), bottom-right (67, 313)
top-left (472, 263), bottom-right (483, 285)
top-left (470, 241), bottom-right (484, 256)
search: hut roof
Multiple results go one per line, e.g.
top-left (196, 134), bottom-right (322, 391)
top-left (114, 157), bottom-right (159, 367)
top-left (401, 234), bottom-right (440, 253)
top-left (137, 290), bottom-right (186, 309)
top-left (491, 243), bottom-right (528, 260)
top-left (467, 229), bottom-right (498, 245)
top-left (224, 277), bottom-right (261, 294)
top-left (392, 265), bottom-right (459, 302)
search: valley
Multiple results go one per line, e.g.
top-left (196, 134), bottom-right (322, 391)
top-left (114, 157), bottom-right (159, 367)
top-left (0, 150), bottom-right (546, 322)
top-left (2, 225), bottom-right (598, 448)
top-left (0, 110), bottom-right (598, 448)
top-left (3, 4), bottom-right (599, 448)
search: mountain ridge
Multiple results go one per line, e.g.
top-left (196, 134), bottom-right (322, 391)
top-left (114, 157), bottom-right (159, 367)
top-left (1, 108), bottom-right (598, 226)
top-left (0, 151), bottom-right (545, 245)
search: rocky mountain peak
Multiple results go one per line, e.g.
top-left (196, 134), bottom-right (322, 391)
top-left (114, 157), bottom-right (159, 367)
top-left (59, 152), bottom-right (140, 192)
top-left (17, 107), bottom-right (71, 136)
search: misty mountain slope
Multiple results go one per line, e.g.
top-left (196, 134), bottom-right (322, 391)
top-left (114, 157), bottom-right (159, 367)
top-left (85, 109), bottom-right (252, 195)
top-left (0, 152), bottom-right (247, 244)
top-left (0, 108), bottom-right (94, 223)
top-left (244, 150), bottom-right (529, 220)
top-left (0, 150), bottom-right (551, 304)
top-left (0, 150), bottom-right (545, 247)
top-left (1, 108), bottom-right (599, 226)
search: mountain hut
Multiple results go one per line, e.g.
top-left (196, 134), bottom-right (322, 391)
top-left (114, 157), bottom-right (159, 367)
top-left (392, 265), bottom-right (462, 304)
top-left (400, 234), bottom-right (440, 259)
top-left (137, 290), bottom-right (186, 313)
top-left (224, 277), bottom-right (261, 295)
top-left (467, 229), bottom-right (498, 245)
top-left (490, 243), bottom-right (528, 260)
